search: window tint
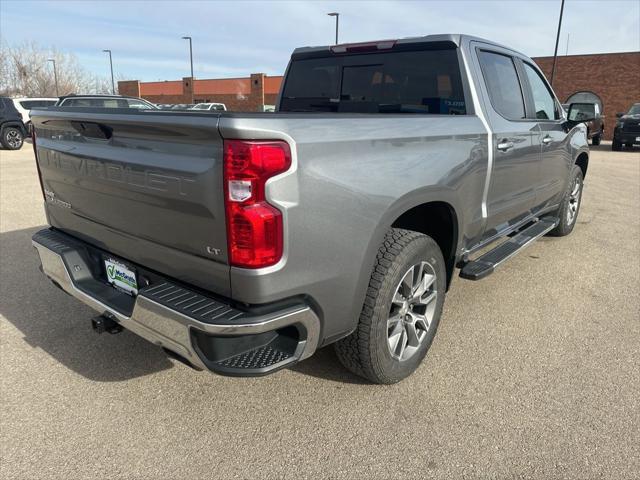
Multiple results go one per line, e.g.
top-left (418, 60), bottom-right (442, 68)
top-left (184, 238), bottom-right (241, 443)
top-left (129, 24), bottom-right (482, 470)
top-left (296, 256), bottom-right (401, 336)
top-left (281, 49), bottom-right (467, 114)
top-left (478, 50), bottom-right (525, 120)
top-left (523, 62), bottom-right (558, 120)
top-left (127, 99), bottom-right (154, 109)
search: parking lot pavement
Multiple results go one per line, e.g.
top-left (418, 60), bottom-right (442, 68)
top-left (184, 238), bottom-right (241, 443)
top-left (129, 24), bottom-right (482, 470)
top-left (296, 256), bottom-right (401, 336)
top-left (1, 143), bottom-right (639, 479)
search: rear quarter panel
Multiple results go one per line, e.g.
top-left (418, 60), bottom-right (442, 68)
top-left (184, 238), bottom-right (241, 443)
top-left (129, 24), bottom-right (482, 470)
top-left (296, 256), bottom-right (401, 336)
top-left (219, 114), bottom-right (487, 342)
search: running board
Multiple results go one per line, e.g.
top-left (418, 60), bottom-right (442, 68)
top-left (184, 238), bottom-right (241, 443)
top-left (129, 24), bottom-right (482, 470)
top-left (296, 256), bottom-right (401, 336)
top-left (460, 217), bottom-right (559, 280)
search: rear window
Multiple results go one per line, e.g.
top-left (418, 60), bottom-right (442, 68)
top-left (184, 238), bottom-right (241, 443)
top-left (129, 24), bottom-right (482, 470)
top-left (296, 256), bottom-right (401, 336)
top-left (19, 100), bottom-right (57, 109)
top-left (280, 48), bottom-right (467, 114)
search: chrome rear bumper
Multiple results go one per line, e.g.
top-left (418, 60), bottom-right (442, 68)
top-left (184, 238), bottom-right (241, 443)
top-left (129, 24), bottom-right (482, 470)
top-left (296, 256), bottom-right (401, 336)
top-left (32, 229), bottom-right (320, 375)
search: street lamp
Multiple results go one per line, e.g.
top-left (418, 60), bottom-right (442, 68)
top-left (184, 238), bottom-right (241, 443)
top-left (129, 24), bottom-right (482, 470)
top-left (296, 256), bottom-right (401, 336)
top-left (47, 58), bottom-right (59, 96)
top-left (550, 0), bottom-right (565, 86)
top-left (103, 49), bottom-right (115, 94)
top-left (327, 12), bottom-right (339, 45)
top-left (182, 36), bottom-right (194, 79)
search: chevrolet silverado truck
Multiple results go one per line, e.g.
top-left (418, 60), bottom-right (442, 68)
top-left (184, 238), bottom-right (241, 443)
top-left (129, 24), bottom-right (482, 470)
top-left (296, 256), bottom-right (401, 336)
top-left (613, 103), bottom-right (640, 150)
top-left (30, 35), bottom-right (589, 384)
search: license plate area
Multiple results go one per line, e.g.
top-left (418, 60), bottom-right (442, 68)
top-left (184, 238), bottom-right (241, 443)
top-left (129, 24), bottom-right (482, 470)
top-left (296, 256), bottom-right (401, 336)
top-left (104, 257), bottom-right (138, 296)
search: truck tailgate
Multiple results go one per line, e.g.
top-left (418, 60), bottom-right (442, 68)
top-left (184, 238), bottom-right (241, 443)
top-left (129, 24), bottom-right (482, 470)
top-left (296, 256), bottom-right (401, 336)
top-left (31, 109), bottom-right (231, 296)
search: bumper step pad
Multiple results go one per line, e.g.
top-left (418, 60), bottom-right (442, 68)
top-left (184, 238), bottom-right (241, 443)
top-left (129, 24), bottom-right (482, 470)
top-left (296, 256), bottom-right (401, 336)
top-left (460, 217), bottom-right (559, 280)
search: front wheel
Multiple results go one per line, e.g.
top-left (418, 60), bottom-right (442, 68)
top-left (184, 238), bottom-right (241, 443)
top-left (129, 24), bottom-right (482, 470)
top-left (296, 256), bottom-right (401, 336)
top-left (549, 165), bottom-right (584, 237)
top-left (612, 139), bottom-right (622, 151)
top-left (1, 127), bottom-right (24, 150)
top-left (334, 228), bottom-right (446, 384)
top-left (591, 133), bottom-right (601, 146)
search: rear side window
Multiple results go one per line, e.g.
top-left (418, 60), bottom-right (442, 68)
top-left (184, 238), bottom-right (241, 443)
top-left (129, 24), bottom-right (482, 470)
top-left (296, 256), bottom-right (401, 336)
top-left (522, 62), bottom-right (559, 120)
top-left (280, 48), bottom-right (467, 114)
top-left (478, 50), bottom-right (525, 120)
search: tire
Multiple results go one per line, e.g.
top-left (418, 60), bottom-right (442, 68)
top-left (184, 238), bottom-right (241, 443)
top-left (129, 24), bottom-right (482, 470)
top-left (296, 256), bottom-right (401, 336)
top-left (591, 133), bottom-right (601, 146)
top-left (612, 139), bottom-right (622, 151)
top-left (549, 165), bottom-right (584, 237)
top-left (625, 143), bottom-right (634, 149)
top-left (1, 127), bottom-right (24, 150)
top-left (334, 228), bottom-right (446, 384)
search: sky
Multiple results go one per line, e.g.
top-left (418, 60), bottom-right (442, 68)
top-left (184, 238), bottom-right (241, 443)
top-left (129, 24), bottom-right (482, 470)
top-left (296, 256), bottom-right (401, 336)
top-left (1, 0), bottom-right (639, 82)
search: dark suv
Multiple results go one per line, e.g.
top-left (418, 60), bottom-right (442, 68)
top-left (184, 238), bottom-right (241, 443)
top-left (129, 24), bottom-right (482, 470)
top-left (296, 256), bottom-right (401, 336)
top-left (613, 103), bottom-right (640, 150)
top-left (0, 97), bottom-right (28, 150)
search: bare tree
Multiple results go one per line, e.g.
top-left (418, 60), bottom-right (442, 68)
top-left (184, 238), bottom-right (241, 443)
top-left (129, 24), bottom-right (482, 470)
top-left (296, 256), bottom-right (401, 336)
top-left (0, 38), bottom-right (113, 97)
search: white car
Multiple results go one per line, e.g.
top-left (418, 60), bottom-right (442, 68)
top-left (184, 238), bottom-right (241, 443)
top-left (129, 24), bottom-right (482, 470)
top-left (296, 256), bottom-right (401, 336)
top-left (13, 97), bottom-right (58, 125)
top-left (190, 103), bottom-right (227, 111)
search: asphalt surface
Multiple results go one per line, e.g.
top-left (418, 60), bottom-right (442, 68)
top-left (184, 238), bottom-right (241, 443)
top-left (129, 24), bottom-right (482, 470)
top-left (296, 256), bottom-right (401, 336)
top-left (1, 142), bottom-right (639, 479)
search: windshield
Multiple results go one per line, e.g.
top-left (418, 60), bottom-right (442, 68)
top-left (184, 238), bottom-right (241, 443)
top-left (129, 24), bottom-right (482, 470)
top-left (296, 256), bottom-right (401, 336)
top-left (627, 104), bottom-right (640, 115)
top-left (280, 48), bottom-right (466, 114)
top-left (192, 104), bottom-right (210, 110)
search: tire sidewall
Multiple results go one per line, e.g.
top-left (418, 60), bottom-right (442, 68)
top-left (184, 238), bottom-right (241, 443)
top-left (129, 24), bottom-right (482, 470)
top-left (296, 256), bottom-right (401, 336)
top-left (370, 236), bottom-right (446, 383)
top-left (556, 165), bottom-right (584, 235)
top-left (2, 127), bottom-right (24, 150)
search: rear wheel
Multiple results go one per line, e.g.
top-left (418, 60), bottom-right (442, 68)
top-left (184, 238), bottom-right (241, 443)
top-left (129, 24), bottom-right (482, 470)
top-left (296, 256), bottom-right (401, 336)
top-left (591, 133), bottom-right (601, 145)
top-left (1, 127), bottom-right (24, 150)
top-left (612, 139), bottom-right (622, 151)
top-left (549, 165), bottom-right (584, 237)
top-left (334, 228), bottom-right (446, 384)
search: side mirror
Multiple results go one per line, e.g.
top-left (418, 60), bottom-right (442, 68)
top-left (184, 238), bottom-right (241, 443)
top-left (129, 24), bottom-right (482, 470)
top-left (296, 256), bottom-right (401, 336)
top-left (616, 112), bottom-right (624, 118)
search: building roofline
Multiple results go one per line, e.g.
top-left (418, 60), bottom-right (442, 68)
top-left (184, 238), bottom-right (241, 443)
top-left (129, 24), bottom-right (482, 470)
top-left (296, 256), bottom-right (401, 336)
top-left (533, 51), bottom-right (640, 60)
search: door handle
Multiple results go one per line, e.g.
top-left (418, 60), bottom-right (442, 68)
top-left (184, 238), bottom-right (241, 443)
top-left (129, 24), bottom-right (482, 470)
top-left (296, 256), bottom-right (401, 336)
top-left (542, 135), bottom-right (552, 145)
top-left (497, 139), bottom-right (514, 152)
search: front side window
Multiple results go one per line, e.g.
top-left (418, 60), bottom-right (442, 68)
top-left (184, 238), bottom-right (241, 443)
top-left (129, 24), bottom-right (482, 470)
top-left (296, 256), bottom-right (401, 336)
top-left (477, 50), bottom-right (525, 120)
top-left (280, 48), bottom-right (467, 114)
top-left (523, 62), bottom-right (558, 120)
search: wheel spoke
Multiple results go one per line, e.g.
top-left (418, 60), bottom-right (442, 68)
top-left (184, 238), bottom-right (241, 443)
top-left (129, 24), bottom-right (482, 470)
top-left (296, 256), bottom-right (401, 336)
top-left (400, 266), bottom-right (414, 296)
top-left (414, 313), bottom-right (430, 332)
top-left (413, 275), bottom-right (435, 303)
top-left (394, 327), bottom-right (408, 359)
top-left (405, 321), bottom-right (421, 347)
top-left (392, 291), bottom-right (405, 306)
top-left (387, 314), bottom-right (403, 332)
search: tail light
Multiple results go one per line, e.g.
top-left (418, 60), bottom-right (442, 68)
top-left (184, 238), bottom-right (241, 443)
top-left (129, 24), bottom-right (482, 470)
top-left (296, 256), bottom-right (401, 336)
top-left (223, 139), bottom-right (291, 268)
top-left (31, 127), bottom-right (45, 199)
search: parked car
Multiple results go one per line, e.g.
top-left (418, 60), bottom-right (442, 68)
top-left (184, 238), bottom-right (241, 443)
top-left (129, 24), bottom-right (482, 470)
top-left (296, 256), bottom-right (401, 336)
top-left (191, 103), bottom-right (227, 111)
top-left (170, 103), bottom-right (196, 110)
top-left (566, 102), bottom-right (605, 145)
top-left (30, 34), bottom-right (589, 384)
top-left (13, 98), bottom-right (58, 127)
top-left (0, 97), bottom-right (29, 150)
top-left (56, 94), bottom-right (158, 109)
top-left (612, 103), bottom-right (640, 151)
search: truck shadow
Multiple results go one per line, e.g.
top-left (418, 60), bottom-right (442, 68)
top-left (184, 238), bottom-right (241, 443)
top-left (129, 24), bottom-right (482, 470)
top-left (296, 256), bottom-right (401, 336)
top-left (0, 226), bottom-right (173, 382)
top-left (0, 226), bottom-right (362, 384)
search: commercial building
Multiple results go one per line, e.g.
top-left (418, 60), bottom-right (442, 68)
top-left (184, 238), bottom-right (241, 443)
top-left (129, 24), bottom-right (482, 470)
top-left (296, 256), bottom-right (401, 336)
top-left (534, 52), bottom-right (639, 139)
top-left (119, 51), bottom-right (639, 139)
top-left (119, 74), bottom-right (283, 111)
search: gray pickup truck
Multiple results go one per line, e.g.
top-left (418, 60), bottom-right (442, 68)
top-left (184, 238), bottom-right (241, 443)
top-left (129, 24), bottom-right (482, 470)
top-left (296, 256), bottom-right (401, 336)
top-left (30, 34), bottom-right (589, 384)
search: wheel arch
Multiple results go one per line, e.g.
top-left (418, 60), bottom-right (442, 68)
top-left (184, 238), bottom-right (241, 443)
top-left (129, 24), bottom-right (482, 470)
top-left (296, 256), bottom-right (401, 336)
top-left (1, 121), bottom-right (27, 136)
top-left (575, 151), bottom-right (589, 179)
top-left (391, 201), bottom-right (459, 290)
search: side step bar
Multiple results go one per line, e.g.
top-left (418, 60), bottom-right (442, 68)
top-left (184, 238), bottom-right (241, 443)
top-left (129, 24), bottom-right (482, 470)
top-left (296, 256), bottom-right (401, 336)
top-left (460, 217), bottom-right (559, 281)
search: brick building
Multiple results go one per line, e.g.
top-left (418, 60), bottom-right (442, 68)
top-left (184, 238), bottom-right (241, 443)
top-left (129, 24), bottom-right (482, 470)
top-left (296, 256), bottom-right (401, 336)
top-left (119, 51), bottom-right (639, 135)
top-left (533, 51), bottom-right (640, 140)
top-left (118, 74), bottom-right (283, 112)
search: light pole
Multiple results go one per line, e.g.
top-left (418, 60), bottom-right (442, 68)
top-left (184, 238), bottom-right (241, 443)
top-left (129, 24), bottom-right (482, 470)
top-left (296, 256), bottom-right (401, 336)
top-left (327, 12), bottom-right (339, 44)
top-left (182, 36), bottom-right (194, 79)
top-left (103, 49), bottom-right (115, 94)
top-left (550, 0), bottom-right (565, 87)
top-left (48, 58), bottom-right (59, 96)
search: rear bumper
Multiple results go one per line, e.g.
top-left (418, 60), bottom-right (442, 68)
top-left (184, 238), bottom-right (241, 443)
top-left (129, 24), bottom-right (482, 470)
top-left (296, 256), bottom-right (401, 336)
top-left (32, 228), bottom-right (320, 376)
